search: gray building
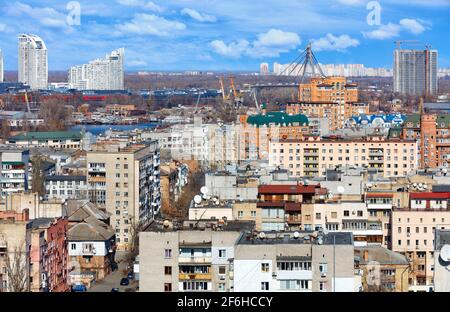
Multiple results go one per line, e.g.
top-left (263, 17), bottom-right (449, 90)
top-left (434, 229), bottom-right (450, 292)
top-left (394, 48), bottom-right (438, 96)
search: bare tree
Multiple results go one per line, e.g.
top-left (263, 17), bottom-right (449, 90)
top-left (4, 242), bottom-right (29, 292)
top-left (0, 120), bottom-right (11, 140)
top-left (31, 154), bottom-right (46, 197)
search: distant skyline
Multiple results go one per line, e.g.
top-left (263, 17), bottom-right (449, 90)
top-left (0, 0), bottom-right (449, 71)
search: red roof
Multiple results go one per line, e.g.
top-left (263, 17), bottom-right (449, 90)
top-left (410, 192), bottom-right (450, 200)
top-left (258, 184), bottom-right (317, 195)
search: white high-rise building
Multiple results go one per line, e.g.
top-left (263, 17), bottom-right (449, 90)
top-left (0, 48), bottom-right (4, 82)
top-left (69, 48), bottom-right (125, 90)
top-left (260, 63), bottom-right (269, 75)
top-left (394, 48), bottom-right (438, 96)
top-left (18, 34), bottom-right (48, 90)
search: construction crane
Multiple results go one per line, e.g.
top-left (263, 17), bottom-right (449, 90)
top-left (228, 75), bottom-right (243, 108)
top-left (394, 40), bottom-right (421, 49)
top-left (23, 91), bottom-right (32, 113)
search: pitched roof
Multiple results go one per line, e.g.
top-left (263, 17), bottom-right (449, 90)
top-left (355, 246), bottom-right (409, 265)
top-left (67, 218), bottom-right (114, 241)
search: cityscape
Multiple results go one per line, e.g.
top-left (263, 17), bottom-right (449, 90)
top-left (1, 0), bottom-right (450, 300)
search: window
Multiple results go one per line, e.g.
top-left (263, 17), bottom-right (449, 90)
top-left (219, 266), bottom-right (226, 275)
top-left (218, 283), bottom-right (225, 292)
top-left (164, 266), bottom-right (172, 275)
top-left (165, 249), bottom-right (172, 258)
top-left (344, 211), bottom-right (350, 217)
top-left (218, 249), bottom-right (226, 258)
top-left (316, 213), bottom-right (321, 220)
top-left (357, 211), bottom-right (363, 217)
top-left (238, 211), bottom-right (244, 218)
top-left (261, 282), bottom-right (269, 291)
top-left (319, 281), bottom-right (326, 292)
top-left (251, 211), bottom-right (257, 217)
top-left (319, 262), bottom-right (328, 273)
top-left (164, 283), bottom-right (172, 292)
top-left (261, 263), bottom-right (270, 273)
top-left (71, 243), bottom-right (76, 250)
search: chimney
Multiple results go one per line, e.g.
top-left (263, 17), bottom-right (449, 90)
top-left (363, 250), bottom-right (369, 262)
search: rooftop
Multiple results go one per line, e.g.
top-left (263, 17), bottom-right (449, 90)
top-left (355, 246), bottom-right (409, 265)
top-left (237, 231), bottom-right (353, 246)
top-left (8, 131), bottom-right (82, 142)
top-left (246, 112), bottom-right (309, 127)
top-left (258, 184), bottom-right (317, 195)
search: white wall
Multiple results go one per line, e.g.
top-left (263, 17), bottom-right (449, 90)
top-left (234, 259), bottom-right (273, 292)
top-left (68, 241), bottom-right (107, 256)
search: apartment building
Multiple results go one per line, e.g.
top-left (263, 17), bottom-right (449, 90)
top-left (402, 114), bottom-right (450, 169)
top-left (87, 141), bottom-right (160, 250)
top-left (44, 175), bottom-right (87, 200)
top-left (0, 148), bottom-right (30, 196)
top-left (69, 48), bottom-right (125, 91)
top-left (285, 77), bottom-right (369, 130)
top-left (238, 112), bottom-right (309, 161)
top-left (269, 136), bottom-right (419, 178)
top-left (433, 229), bottom-right (450, 292)
top-left (139, 226), bottom-right (246, 292)
top-left (234, 231), bottom-right (355, 292)
top-left (365, 192), bottom-right (394, 248)
top-left (257, 184), bottom-right (323, 231)
top-left (30, 217), bottom-right (69, 292)
top-left (18, 34), bottom-right (48, 90)
top-left (391, 192), bottom-right (450, 292)
top-left (0, 210), bottom-right (31, 292)
top-left (354, 246), bottom-right (409, 292)
top-left (7, 131), bottom-right (83, 149)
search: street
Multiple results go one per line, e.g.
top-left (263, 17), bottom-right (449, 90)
top-left (87, 251), bottom-right (138, 292)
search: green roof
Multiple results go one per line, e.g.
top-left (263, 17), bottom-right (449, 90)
top-left (437, 114), bottom-right (450, 128)
top-left (247, 112), bottom-right (309, 127)
top-left (9, 131), bottom-right (82, 142)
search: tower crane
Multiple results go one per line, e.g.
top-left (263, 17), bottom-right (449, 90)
top-left (228, 75), bottom-right (243, 108)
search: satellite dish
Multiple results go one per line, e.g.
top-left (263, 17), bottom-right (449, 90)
top-left (194, 195), bottom-right (202, 205)
top-left (311, 231), bottom-right (318, 238)
top-left (317, 236), bottom-right (323, 245)
top-left (163, 220), bottom-right (170, 228)
top-left (337, 186), bottom-right (345, 194)
top-left (200, 186), bottom-right (209, 195)
top-left (442, 168), bottom-right (448, 174)
top-left (259, 232), bottom-right (266, 239)
top-left (440, 245), bottom-right (450, 262)
top-left (367, 183), bottom-right (373, 188)
top-left (418, 183), bottom-right (423, 188)
top-left (413, 183), bottom-right (418, 188)
top-left (322, 228), bottom-right (329, 235)
top-left (293, 232), bottom-right (300, 239)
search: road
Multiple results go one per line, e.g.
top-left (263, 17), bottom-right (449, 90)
top-left (87, 251), bottom-right (138, 292)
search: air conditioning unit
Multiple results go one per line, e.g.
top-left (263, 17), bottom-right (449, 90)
top-left (219, 275), bottom-right (226, 281)
top-left (321, 272), bottom-right (327, 278)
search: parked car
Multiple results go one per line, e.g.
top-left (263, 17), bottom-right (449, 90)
top-left (72, 284), bottom-right (87, 292)
top-left (111, 288), bottom-right (120, 292)
top-left (120, 278), bottom-right (129, 286)
top-left (127, 272), bottom-right (134, 280)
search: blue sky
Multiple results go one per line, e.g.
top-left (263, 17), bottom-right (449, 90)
top-left (0, 0), bottom-right (449, 71)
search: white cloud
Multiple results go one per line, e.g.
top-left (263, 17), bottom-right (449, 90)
top-left (6, 2), bottom-right (67, 28)
top-left (399, 18), bottom-right (426, 34)
top-left (337, 0), bottom-right (366, 5)
top-left (181, 8), bottom-right (217, 23)
top-left (363, 22), bottom-right (402, 39)
top-left (116, 0), bottom-right (164, 13)
top-left (363, 18), bottom-right (428, 39)
top-left (311, 33), bottom-right (360, 51)
top-left (115, 13), bottom-right (186, 37)
top-left (210, 39), bottom-right (250, 58)
top-left (211, 29), bottom-right (301, 58)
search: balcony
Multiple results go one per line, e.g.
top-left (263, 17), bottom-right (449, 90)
top-left (179, 273), bottom-right (212, 280)
top-left (89, 167), bottom-right (106, 173)
top-left (179, 257), bottom-right (212, 264)
top-left (88, 176), bottom-right (106, 183)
